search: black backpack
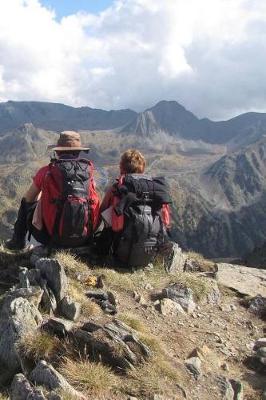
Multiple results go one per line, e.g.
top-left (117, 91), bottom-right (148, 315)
top-left (112, 174), bottom-right (171, 268)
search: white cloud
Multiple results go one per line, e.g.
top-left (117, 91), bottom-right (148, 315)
top-left (0, 0), bottom-right (266, 119)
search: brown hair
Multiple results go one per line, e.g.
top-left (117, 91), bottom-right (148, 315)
top-left (120, 149), bottom-right (146, 174)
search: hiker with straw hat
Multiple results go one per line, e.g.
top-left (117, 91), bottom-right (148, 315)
top-left (5, 131), bottom-right (100, 251)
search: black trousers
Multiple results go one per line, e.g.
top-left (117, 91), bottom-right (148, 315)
top-left (27, 204), bottom-right (51, 246)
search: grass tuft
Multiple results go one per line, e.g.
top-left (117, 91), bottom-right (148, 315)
top-left (125, 356), bottom-right (184, 398)
top-left (19, 330), bottom-right (60, 361)
top-left (68, 279), bottom-right (102, 317)
top-left (59, 358), bottom-right (118, 395)
top-left (118, 313), bottom-right (147, 333)
top-left (55, 251), bottom-right (89, 277)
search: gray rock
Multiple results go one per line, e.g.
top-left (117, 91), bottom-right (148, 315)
top-left (253, 338), bottom-right (266, 350)
top-left (259, 357), bottom-right (266, 365)
top-left (256, 347), bottom-right (266, 358)
top-left (74, 319), bottom-right (151, 371)
top-left (248, 295), bottom-right (266, 318)
top-left (10, 373), bottom-right (46, 400)
top-left (18, 268), bottom-right (42, 288)
top-left (86, 290), bottom-right (117, 314)
top-left (30, 360), bottom-right (84, 399)
top-left (35, 258), bottom-right (68, 303)
top-left (217, 377), bottom-right (234, 400)
top-left (46, 317), bottom-right (74, 336)
top-left (230, 379), bottom-right (243, 400)
top-left (0, 296), bottom-right (42, 382)
top-left (41, 281), bottom-right (57, 314)
top-left (164, 243), bottom-right (185, 273)
top-left (217, 263), bottom-right (266, 297)
top-left (185, 356), bottom-right (201, 379)
top-left (30, 246), bottom-right (50, 267)
top-left (262, 391), bottom-right (266, 400)
top-left (159, 298), bottom-right (185, 316)
top-left (18, 268), bottom-right (30, 289)
top-left (7, 287), bottom-right (44, 308)
top-left (162, 283), bottom-right (196, 313)
top-left (59, 296), bottom-right (81, 321)
top-left (184, 259), bottom-right (201, 272)
top-left (206, 284), bottom-right (221, 305)
top-left (217, 376), bottom-right (243, 400)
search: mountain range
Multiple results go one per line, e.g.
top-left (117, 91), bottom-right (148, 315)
top-left (1, 99), bottom-right (266, 259)
top-left (1, 100), bottom-right (266, 149)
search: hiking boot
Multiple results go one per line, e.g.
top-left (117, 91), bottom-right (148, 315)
top-left (163, 242), bottom-right (185, 273)
top-left (4, 198), bottom-right (32, 251)
top-left (4, 238), bottom-right (32, 252)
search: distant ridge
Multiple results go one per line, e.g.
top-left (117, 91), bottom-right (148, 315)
top-left (1, 100), bottom-right (266, 146)
top-left (124, 100), bottom-right (266, 145)
top-left (0, 100), bottom-right (137, 133)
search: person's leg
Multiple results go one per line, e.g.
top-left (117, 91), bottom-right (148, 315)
top-left (94, 227), bottom-right (114, 256)
top-left (30, 225), bottom-right (51, 246)
top-left (5, 199), bottom-right (36, 250)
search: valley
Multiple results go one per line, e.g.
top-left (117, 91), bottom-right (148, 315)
top-left (0, 100), bottom-right (266, 259)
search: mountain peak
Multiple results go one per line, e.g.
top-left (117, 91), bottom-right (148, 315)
top-left (148, 99), bottom-right (190, 113)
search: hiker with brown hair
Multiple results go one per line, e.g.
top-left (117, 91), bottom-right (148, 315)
top-left (97, 149), bottom-right (181, 270)
top-left (5, 131), bottom-right (100, 250)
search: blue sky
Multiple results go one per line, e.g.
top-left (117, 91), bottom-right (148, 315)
top-left (41, 0), bottom-right (114, 18)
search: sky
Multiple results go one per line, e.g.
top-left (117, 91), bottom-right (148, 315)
top-left (41, 0), bottom-right (114, 19)
top-left (0, 0), bottom-right (266, 120)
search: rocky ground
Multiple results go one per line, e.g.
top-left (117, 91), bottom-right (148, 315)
top-left (0, 246), bottom-right (265, 400)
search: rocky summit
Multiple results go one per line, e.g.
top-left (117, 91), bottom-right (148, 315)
top-left (0, 98), bottom-right (266, 397)
top-left (0, 245), bottom-right (265, 399)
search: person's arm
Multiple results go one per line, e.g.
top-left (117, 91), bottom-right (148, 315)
top-left (161, 203), bottom-right (171, 228)
top-left (24, 183), bottom-right (41, 203)
top-left (100, 185), bottom-right (115, 213)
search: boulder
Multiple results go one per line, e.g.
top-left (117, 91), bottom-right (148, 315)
top-left (164, 243), bottom-right (185, 273)
top-left (41, 282), bottom-right (57, 314)
top-left (256, 347), bottom-right (266, 358)
top-left (86, 290), bottom-right (117, 314)
top-left (18, 268), bottom-right (30, 289)
top-left (217, 377), bottom-right (243, 400)
top-left (35, 259), bottom-right (67, 303)
top-left (159, 298), bottom-right (185, 316)
top-left (248, 295), bottom-right (266, 318)
top-left (45, 317), bottom-right (74, 336)
top-left (253, 338), bottom-right (266, 350)
top-left (0, 296), bottom-right (42, 383)
top-left (7, 287), bottom-right (44, 308)
top-left (10, 373), bottom-right (46, 400)
top-left (217, 376), bottom-right (234, 400)
top-left (30, 246), bottom-right (50, 267)
top-left (216, 263), bottom-right (266, 297)
top-left (59, 296), bottom-right (81, 321)
top-left (73, 319), bottom-right (151, 371)
top-left (30, 360), bottom-right (84, 399)
top-left (185, 357), bottom-right (201, 379)
top-left (205, 284), bottom-right (221, 305)
top-left (162, 283), bottom-right (196, 313)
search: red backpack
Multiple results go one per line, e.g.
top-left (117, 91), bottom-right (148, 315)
top-left (41, 158), bottom-right (100, 246)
